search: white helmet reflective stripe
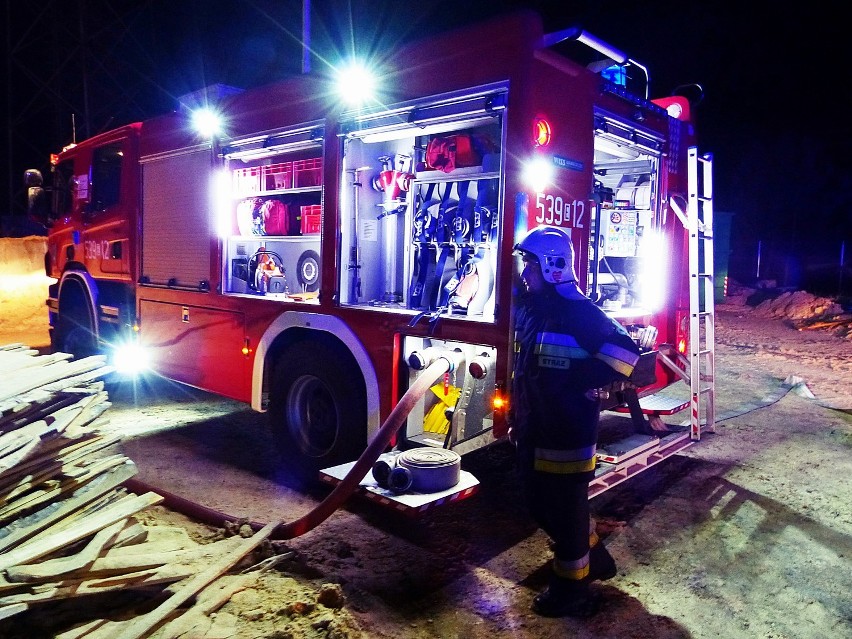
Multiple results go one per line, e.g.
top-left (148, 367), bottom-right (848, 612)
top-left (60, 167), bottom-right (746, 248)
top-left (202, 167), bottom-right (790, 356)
top-left (514, 225), bottom-right (577, 285)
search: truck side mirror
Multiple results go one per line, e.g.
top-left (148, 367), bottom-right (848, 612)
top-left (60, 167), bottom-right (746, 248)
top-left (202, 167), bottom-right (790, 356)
top-left (24, 169), bottom-right (52, 228)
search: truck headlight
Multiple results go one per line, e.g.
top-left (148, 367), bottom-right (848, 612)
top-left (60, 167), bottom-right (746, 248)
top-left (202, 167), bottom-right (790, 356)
top-left (112, 343), bottom-right (150, 376)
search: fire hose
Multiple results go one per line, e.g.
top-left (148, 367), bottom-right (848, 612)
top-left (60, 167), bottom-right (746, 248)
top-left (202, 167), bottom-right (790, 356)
top-left (123, 355), bottom-right (455, 540)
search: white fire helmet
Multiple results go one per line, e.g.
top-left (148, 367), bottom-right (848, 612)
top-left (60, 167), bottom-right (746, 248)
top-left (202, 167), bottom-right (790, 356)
top-left (514, 226), bottom-right (577, 285)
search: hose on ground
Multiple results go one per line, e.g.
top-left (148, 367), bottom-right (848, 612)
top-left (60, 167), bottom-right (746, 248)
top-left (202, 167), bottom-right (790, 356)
top-left (124, 357), bottom-right (452, 540)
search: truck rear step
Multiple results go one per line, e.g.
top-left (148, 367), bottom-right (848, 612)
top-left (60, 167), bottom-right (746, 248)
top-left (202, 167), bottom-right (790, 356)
top-left (611, 384), bottom-right (691, 416)
top-left (590, 430), bottom-right (695, 497)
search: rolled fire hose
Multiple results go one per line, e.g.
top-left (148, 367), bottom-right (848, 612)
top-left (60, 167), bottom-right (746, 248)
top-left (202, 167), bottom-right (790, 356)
top-left (124, 356), bottom-right (453, 540)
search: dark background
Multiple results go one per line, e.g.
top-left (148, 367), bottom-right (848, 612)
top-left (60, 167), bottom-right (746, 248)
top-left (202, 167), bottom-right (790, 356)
top-left (2, 0), bottom-right (849, 295)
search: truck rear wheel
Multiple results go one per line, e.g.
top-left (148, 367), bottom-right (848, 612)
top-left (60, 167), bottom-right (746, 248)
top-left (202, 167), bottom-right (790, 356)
top-left (268, 340), bottom-right (367, 484)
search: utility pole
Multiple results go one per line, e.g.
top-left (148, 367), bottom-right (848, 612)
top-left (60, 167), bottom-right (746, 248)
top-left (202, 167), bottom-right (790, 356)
top-left (5, 0), bottom-right (13, 228)
top-left (302, 0), bottom-right (311, 74)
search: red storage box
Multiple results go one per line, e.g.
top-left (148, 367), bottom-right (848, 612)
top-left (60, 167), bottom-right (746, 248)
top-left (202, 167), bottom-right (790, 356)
top-left (264, 162), bottom-right (292, 191)
top-left (293, 157), bottom-right (323, 188)
top-left (233, 167), bottom-right (262, 194)
top-left (300, 205), bottom-right (321, 234)
top-left (262, 200), bottom-right (290, 236)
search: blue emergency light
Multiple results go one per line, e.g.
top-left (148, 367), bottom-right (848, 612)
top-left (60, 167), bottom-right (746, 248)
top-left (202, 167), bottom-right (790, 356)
top-left (601, 64), bottom-right (627, 87)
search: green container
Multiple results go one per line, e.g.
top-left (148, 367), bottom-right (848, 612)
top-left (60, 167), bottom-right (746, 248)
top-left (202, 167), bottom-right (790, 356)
top-left (713, 211), bottom-right (733, 303)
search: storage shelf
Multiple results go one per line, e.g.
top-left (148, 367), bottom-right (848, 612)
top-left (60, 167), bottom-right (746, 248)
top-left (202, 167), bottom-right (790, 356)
top-left (414, 169), bottom-right (500, 184)
top-left (234, 186), bottom-right (322, 199)
top-left (229, 234), bottom-right (317, 242)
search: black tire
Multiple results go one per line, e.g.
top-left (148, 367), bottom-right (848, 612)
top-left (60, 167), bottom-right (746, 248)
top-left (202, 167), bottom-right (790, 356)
top-left (268, 340), bottom-right (367, 482)
top-left (55, 284), bottom-right (98, 359)
top-left (296, 250), bottom-right (320, 292)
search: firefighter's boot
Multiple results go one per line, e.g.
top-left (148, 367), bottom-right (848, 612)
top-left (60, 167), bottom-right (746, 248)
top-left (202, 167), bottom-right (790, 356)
top-left (589, 542), bottom-right (617, 581)
top-left (531, 576), bottom-right (598, 618)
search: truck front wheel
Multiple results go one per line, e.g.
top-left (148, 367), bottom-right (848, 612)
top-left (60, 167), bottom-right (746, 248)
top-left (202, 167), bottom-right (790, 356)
top-left (55, 283), bottom-right (97, 359)
top-left (268, 340), bottom-right (367, 484)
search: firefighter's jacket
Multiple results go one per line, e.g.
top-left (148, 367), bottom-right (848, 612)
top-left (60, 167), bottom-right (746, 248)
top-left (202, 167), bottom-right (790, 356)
top-left (511, 290), bottom-right (641, 479)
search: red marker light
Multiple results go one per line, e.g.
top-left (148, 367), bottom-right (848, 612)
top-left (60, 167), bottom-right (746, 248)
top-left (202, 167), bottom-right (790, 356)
top-left (533, 118), bottom-right (552, 147)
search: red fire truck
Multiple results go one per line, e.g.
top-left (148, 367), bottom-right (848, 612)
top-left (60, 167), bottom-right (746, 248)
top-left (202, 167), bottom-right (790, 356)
top-left (26, 11), bottom-right (715, 499)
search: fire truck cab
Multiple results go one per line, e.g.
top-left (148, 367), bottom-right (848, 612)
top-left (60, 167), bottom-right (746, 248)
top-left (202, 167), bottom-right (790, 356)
top-left (28, 11), bottom-right (715, 500)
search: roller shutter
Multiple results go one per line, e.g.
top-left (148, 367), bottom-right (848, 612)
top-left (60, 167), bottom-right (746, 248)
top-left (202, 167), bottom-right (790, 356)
top-left (141, 147), bottom-right (213, 289)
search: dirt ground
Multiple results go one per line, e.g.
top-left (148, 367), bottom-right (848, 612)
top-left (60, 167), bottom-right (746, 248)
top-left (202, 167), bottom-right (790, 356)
top-left (132, 303), bottom-right (850, 639)
top-left (1, 241), bottom-right (851, 637)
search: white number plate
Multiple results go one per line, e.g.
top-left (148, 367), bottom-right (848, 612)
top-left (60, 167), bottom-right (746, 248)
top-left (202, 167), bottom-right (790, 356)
top-left (534, 193), bottom-right (586, 228)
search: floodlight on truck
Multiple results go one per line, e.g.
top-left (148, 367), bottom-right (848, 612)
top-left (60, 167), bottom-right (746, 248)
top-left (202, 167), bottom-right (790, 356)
top-left (191, 107), bottom-right (224, 138)
top-left (522, 156), bottom-right (555, 192)
top-left (334, 61), bottom-right (377, 106)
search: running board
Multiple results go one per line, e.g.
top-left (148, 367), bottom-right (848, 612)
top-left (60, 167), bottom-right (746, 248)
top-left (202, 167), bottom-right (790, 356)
top-left (320, 454), bottom-right (480, 516)
top-left (590, 430), bottom-right (695, 498)
top-left (610, 383), bottom-right (691, 416)
top-left (596, 433), bottom-right (659, 464)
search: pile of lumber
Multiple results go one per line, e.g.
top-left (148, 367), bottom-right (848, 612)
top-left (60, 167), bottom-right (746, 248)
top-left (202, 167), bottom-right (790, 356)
top-left (793, 314), bottom-right (852, 338)
top-left (0, 344), bottom-right (279, 638)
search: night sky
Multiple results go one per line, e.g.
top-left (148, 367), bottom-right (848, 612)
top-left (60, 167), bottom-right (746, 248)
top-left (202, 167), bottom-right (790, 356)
top-left (3, 0), bottom-right (849, 290)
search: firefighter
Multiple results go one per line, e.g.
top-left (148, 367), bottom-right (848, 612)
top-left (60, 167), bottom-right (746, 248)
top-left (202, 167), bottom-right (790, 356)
top-left (510, 225), bottom-right (641, 617)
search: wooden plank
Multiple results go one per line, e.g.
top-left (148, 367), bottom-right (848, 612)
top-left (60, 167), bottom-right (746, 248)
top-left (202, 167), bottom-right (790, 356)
top-left (111, 521), bottom-right (148, 548)
top-left (122, 524), bottom-right (193, 551)
top-left (0, 394), bottom-right (79, 436)
top-left (0, 343), bottom-right (31, 351)
top-left (55, 619), bottom-right (109, 639)
top-left (3, 384), bottom-right (103, 419)
top-left (39, 365), bottom-right (115, 395)
top-left (0, 601), bottom-right (28, 621)
top-left (0, 491), bottom-right (163, 571)
top-left (0, 429), bottom-right (56, 477)
top-left (0, 356), bottom-right (108, 402)
top-left (58, 393), bottom-right (110, 434)
top-left (0, 459), bottom-right (64, 505)
top-left (45, 489), bottom-right (127, 532)
top-left (0, 392), bottom-right (97, 437)
top-left (17, 491), bottom-right (136, 552)
top-left (0, 416), bottom-right (59, 460)
top-left (112, 520), bottom-right (280, 639)
top-left (0, 352), bottom-right (70, 376)
top-left (0, 455), bottom-right (129, 523)
top-left (157, 573), bottom-right (258, 639)
top-left (0, 563), bottom-right (194, 606)
top-left (9, 536), bottom-right (245, 585)
top-left (0, 433), bottom-right (116, 495)
top-left (42, 370), bottom-right (115, 396)
top-left (0, 462), bottom-right (139, 555)
top-left (6, 520), bottom-right (126, 583)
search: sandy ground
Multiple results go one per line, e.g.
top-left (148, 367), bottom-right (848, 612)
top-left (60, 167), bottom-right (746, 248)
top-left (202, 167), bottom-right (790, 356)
top-left (1, 239), bottom-right (851, 638)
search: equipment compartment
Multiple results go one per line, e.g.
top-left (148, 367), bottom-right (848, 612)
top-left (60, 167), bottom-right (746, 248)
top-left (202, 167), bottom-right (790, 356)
top-left (337, 87), bottom-right (506, 323)
top-left (221, 126), bottom-right (324, 301)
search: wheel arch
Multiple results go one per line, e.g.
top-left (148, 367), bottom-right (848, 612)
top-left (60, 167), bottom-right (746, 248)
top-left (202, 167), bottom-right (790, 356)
top-left (56, 268), bottom-right (99, 341)
top-left (252, 312), bottom-right (381, 438)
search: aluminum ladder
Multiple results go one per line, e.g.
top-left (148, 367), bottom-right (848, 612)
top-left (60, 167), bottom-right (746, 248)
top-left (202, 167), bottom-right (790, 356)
top-left (666, 147), bottom-right (716, 440)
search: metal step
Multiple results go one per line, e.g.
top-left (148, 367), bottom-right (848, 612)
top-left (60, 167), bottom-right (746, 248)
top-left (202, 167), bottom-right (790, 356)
top-left (609, 386), bottom-right (691, 416)
top-left (590, 430), bottom-right (695, 498)
top-left (596, 433), bottom-right (659, 464)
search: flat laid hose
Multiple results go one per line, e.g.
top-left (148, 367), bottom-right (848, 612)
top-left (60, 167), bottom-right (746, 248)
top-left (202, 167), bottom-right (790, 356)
top-left (124, 356), bottom-right (453, 539)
